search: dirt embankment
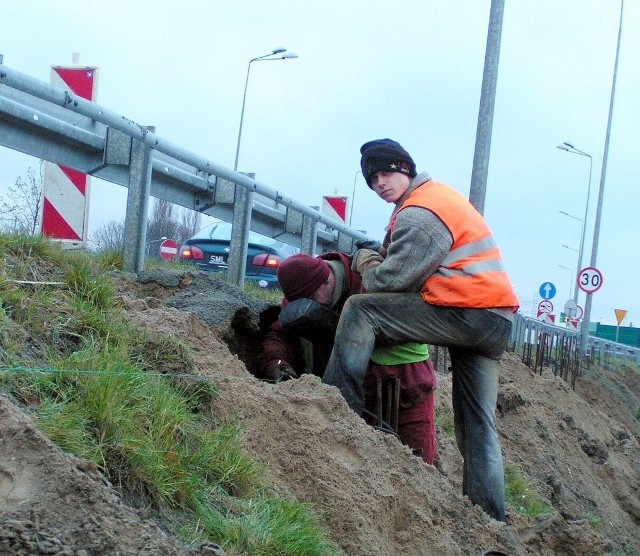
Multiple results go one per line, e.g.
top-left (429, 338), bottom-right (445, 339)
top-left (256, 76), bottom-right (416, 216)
top-left (1, 269), bottom-right (638, 555)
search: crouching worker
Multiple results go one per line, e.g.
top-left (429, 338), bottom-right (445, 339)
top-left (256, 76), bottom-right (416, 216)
top-left (256, 252), bottom-right (437, 464)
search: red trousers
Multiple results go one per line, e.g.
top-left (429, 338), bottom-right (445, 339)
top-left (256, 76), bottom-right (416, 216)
top-left (362, 359), bottom-right (437, 464)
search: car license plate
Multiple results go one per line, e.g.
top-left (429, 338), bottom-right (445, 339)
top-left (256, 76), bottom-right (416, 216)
top-left (209, 255), bottom-right (228, 267)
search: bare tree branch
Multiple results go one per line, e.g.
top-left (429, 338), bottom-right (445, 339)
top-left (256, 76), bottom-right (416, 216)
top-left (0, 162), bottom-right (44, 234)
top-left (88, 199), bottom-right (203, 256)
top-left (90, 220), bottom-right (125, 252)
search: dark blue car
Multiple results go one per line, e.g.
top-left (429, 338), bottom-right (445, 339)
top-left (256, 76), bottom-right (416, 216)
top-left (179, 221), bottom-right (298, 289)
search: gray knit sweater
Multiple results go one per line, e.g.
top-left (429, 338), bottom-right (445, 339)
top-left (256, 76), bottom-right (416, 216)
top-left (362, 173), bottom-right (452, 294)
top-left (362, 173), bottom-right (514, 320)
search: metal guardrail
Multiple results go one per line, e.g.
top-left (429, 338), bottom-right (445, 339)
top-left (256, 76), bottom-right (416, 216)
top-left (509, 313), bottom-right (640, 387)
top-left (0, 62), bottom-right (369, 280)
top-left (4, 62), bottom-right (638, 358)
top-left (588, 336), bottom-right (640, 367)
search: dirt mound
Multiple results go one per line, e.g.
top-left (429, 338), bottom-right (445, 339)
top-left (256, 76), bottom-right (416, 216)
top-left (0, 395), bottom-right (198, 556)
top-left (1, 269), bottom-right (639, 555)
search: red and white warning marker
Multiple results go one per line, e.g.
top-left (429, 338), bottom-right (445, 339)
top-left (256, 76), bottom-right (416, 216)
top-left (322, 195), bottom-right (348, 222)
top-left (41, 64), bottom-right (98, 245)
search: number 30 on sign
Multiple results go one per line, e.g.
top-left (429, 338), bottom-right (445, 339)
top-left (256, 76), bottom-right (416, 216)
top-left (578, 266), bottom-right (603, 294)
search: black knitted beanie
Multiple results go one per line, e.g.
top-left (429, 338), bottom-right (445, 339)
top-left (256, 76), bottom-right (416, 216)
top-left (360, 139), bottom-right (417, 188)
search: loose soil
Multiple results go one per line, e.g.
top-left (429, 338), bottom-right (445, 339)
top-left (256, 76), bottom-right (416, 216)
top-left (1, 269), bottom-right (638, 555)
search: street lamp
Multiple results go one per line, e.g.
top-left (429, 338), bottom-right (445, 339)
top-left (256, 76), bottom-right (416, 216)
top-left (558, 265), bottom-right (574, 302)
top-left (349, 170), bottom-right (363, 227)
top-left (559, 209), bottom-right (584, 305)
top-left (557, 145), bottom-right (592, 308)
top-left (233, 47), bottom-right (298, 172)
top-left (561, 244), bottom-right (579, 295)
top-left (580, 0), bottom-right (624, 355)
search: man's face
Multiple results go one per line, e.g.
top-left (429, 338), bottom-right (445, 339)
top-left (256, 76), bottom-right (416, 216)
top-left (310, 268), bottom-right (335, 307)
top-left (370, 171), bottom-right (411, 203)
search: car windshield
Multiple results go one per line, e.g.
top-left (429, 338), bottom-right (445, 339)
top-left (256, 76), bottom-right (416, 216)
top-left (192, 222), bottom-right (282, 247)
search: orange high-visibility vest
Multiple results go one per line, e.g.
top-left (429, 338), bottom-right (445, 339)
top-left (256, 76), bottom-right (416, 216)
top-left (391, 180), bottom-right (519, 309)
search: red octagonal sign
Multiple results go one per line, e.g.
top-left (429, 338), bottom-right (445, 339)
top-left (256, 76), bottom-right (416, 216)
top-left (159, 238), bottom-right (179, 261)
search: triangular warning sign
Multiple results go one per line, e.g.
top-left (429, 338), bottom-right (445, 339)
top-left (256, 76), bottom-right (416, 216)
top-left (322, 196), bottom-right (348, 222)
top-left (614, 309), bottom-right (627, 325)
top-left (42, 198), bottom-right (82, 241)
top-left (538, 311), bottom-right (555, 324)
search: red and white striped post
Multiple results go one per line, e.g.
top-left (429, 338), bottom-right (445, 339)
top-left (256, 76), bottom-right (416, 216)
top-left (41, 57), bottom-right (98, 246)
top-left (321, 194), bottom-right (348, 223)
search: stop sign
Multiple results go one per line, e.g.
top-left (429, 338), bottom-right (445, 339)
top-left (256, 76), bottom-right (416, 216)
top-left (159, 238), bottom-right (179, 261)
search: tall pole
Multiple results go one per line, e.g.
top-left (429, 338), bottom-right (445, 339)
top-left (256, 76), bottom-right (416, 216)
top-left (576, 154), bottom-right (592, 303)
top-left (557, 144), bottom-right (593, 308)
top-left (559, 265), bottom-right (574, 302)
top-left (580, 0), bottom-right (624, 356)
top-left (469, 0), bottom-right (504, 215)
top-left (349, 170), bottom-right (362, 227)
top-left (234, 60), bottom-right (254, 172)
top-left (561, 244), bottom-right (580, 302)
top-left (229, 48), bottom-right (297, 288)
top-left (233, 48), bottom-right (297, 172)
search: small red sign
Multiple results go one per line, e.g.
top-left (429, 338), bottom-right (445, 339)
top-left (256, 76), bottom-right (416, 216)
top-left (537, 300), bottom-right (553, 314)
top-left (159, 238), bottom-right (179, 261)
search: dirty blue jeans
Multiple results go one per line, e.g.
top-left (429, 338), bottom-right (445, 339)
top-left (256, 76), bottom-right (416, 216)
top-left (322, 293), bottom-right (512, 521)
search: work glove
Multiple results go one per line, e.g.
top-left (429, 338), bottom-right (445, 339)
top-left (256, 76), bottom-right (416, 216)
top-left (264, 359), bottom-right (298, 382)
top-left (352, 248), bottom-right (384, 274)
top-left (355, 239), bottom-right (382, 252)
top-left (354, 239), bottom-right (387, 257)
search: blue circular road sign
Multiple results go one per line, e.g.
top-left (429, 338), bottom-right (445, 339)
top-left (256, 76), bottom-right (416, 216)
top-left (539, 282), bottom-right (556, 300)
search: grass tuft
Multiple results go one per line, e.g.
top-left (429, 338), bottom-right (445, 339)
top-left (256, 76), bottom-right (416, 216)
top-left (436, 406), bottom-right (455, 438)
top-left (66, 256), bottom-right (116, 311)
top-left (0, 232), bottom-right (340, 554)
top-left (585, 511), bottom-right (601, 528)
top-left (504, 463), bottom-right (554, 518)
top-left (189, 495), bottom-right (340, 556)
top-left (243, 282), bottom-right (284, 305)
top-left (94, 249), bottom-right (124, 270)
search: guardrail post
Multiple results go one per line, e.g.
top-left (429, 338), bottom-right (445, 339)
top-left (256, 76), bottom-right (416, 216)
top-left (123, 127), bottom-right (154, 272)
top-left (227, 174), bottom-right (254, 288)
top-left (301, 215), bottom-right (318, 254)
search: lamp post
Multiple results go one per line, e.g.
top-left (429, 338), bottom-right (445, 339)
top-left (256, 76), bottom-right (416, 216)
top-left (558, 209), bottom-right (585, 305)
top-left (349, 170), bottom-right (363, 227)
top-left (233, 47), bottom-right (298, 172)
top-left (558, 264), bottom-right (574, 302)
top-left (561, 244), bottom-right (579, 299)
top-left (557, 144), bottom-right (592, 303)
top-left (469, 0), bottom-right (505, 214)
top-left (580, 0), bottom-right (624, 356)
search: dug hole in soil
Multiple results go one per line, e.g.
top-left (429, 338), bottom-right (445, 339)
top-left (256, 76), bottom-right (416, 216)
top-left (1, 268), bottom-right (639, 555)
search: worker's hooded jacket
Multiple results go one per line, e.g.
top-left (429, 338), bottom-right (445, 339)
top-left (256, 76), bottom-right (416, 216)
top-left (257, 252), bottom-right (361, 376)
top-left (257, 251), bottom-right (436, 404)
top-left (390, 180), bottom-right (519, 309)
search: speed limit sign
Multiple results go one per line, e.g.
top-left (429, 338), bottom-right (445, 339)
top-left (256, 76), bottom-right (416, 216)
top-left (578, 266), bottom-right (603, 294)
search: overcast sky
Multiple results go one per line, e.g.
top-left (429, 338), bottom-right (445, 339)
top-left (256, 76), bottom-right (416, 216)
top-left (1, 0), bottom-right (638, 327)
